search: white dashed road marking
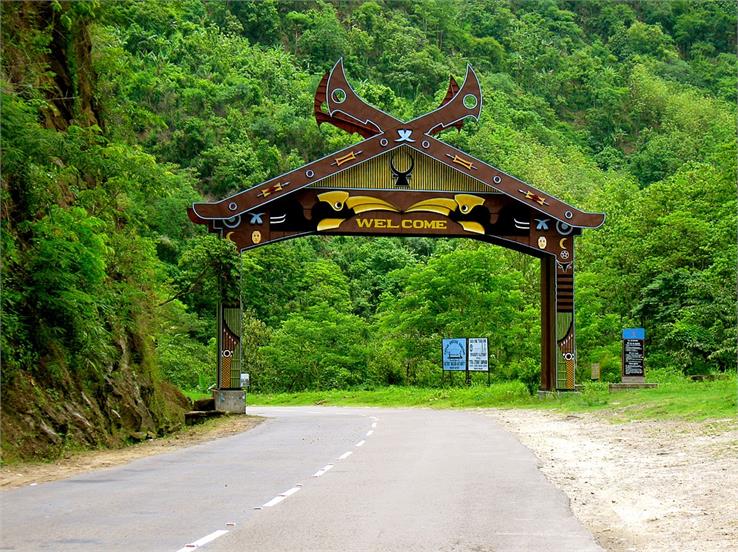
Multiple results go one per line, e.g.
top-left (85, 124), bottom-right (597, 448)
top-left (262, 495), bottom-right (286, 508)
top-left (177, 413), bottom-right (379, 550)
top-left (176, 530), bottom-right (229, 551)
top-left (281, 486), bottom-right (301, 498)
top-left (262, 485), bottom-right (303, 508)
top-left (313, 464), bottom-right (334, 477)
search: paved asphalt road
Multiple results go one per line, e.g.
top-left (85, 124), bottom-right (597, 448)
top-left (1, 406), bottom-right (601, 552)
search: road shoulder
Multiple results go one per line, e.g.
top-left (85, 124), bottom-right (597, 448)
top-left (0, 415), bottom-right (263, 490)
top-left (486, 409), bottom-right (738, 552)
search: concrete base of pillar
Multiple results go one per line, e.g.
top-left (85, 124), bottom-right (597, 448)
top-left (212, 389), bottom-right (246, 413)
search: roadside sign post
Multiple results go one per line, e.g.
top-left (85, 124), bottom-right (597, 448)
top-left (442, 338), bottom-right (467, 370)
top-left (443, 338), bottom-right (489, 385)
top-left (468, 338), bottom-right (489, 386)
top-left (611, 327), bottom-right (656, 391)
top-left (621, 328), bottom-right (645, 383)
top-left (468, 338), bottom-right (489, 371)
top-left (591, 362), bottom-right (600, 381)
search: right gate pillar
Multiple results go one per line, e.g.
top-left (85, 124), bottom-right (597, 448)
top-left (540, 246), bottom-right (577, 392)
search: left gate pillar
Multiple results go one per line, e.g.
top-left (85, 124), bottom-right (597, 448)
top-left (214, 287), bottom-right (245, 412)
top-left (213, 250), bottom-right (246, 413)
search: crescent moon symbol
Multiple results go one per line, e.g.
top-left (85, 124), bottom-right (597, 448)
top-left (225, 232), bottom-right (235, 242)
top-left (559, 237), bottom-right (568, 249)
top-left (390, 151), bottom-right (414, 174)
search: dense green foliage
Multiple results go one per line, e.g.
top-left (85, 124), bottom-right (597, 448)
top-left (2, 0), bottom-right (735, 418)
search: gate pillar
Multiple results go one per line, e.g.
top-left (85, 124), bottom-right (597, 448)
top-left (555, 244), bottom-right (576, 390)
top-left (214, 301), bottom-right (245, 413)
top-left (541, 250), bottom-right (578, 391)
top-left (217, 302), bottom-right (242, 389)
top-left (540, 255), bottom-right (557, 391)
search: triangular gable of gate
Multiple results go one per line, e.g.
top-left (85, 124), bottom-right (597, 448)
top-left (307, 145), bottom-right (490, 193)
top-left (189, 140), bottom-right (603, 229)
top-left (189, 60), bottom-right (604, 231)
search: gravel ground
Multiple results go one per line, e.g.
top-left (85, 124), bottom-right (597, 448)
top-left (486, 409), bottom-right (738, 552)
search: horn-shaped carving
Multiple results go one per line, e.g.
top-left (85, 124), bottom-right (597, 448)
top-left (314, 71), bottom-right (379, 138)
top-left (324, 59), bottom-right (398, 133)
top-left (435, 77), bottom-right (464, 133)
top-left (313, 60), bottom-right (479, 138)
top-left (390, 151), bottom-right (414, 187)
top-left (410, 65), bottom-right (482, 135)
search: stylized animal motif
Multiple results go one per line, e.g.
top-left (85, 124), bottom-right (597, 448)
top-left (390, 152), bottom-right (414, 187)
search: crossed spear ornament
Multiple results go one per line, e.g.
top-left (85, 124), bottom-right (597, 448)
top-left (191, 60), bottom-right (604, 229)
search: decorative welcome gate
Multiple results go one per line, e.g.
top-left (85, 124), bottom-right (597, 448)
top-left (188, 60), bottom-right (604, 393)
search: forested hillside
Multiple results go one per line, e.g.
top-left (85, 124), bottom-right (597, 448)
top-left (2, 0), bottom-right (735, 460)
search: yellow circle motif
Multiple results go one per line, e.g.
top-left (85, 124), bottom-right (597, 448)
top-left (252, 230), bottom-right (262, 244)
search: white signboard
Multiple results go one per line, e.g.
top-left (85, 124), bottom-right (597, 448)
top-left (468, 338), bottom-right (489, 372)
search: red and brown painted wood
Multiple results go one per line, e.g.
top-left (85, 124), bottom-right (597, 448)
top-left (189, 60), bottom-right (604, 391)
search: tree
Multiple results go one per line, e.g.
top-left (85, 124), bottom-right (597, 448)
top-left (261, 305), bottom-right (370, 391)
top-left (375, 244), bottom-right (540, 387)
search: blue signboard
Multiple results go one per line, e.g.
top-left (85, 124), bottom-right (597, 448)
top-left (442, 338), bottom-right (467, 371)
top-left (622, 328), bottom-right (645, 340)
top-left (622, 328), bottom-right (646, 377)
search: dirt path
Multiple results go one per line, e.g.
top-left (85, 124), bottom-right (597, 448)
top-left (0, 415), bottom-right (263, 490)
top-left (486, 409), bottom-right (738, 552)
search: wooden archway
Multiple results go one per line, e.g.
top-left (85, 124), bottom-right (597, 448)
top-left (189, 60), bottom-right (604, 392)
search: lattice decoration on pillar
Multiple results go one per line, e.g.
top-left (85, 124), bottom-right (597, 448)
top-left (218, 305), bottom-right (242, 389)
top-left (555, 235), bottom-right (576, 390)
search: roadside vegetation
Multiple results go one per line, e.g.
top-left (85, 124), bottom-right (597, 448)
top-left (249, 372), bottom-right (737, 422)
top-left (2, 1), bottom-right (735, 460)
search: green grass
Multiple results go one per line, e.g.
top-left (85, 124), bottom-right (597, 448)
top-left (248, 376), bottom-right (737, 422)
top-left (181, 389), bottom-right (211, 401)
top-left (545, 378), bottom-right (737, 421)
top-left (249, 381), bottom-right (533, 409)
